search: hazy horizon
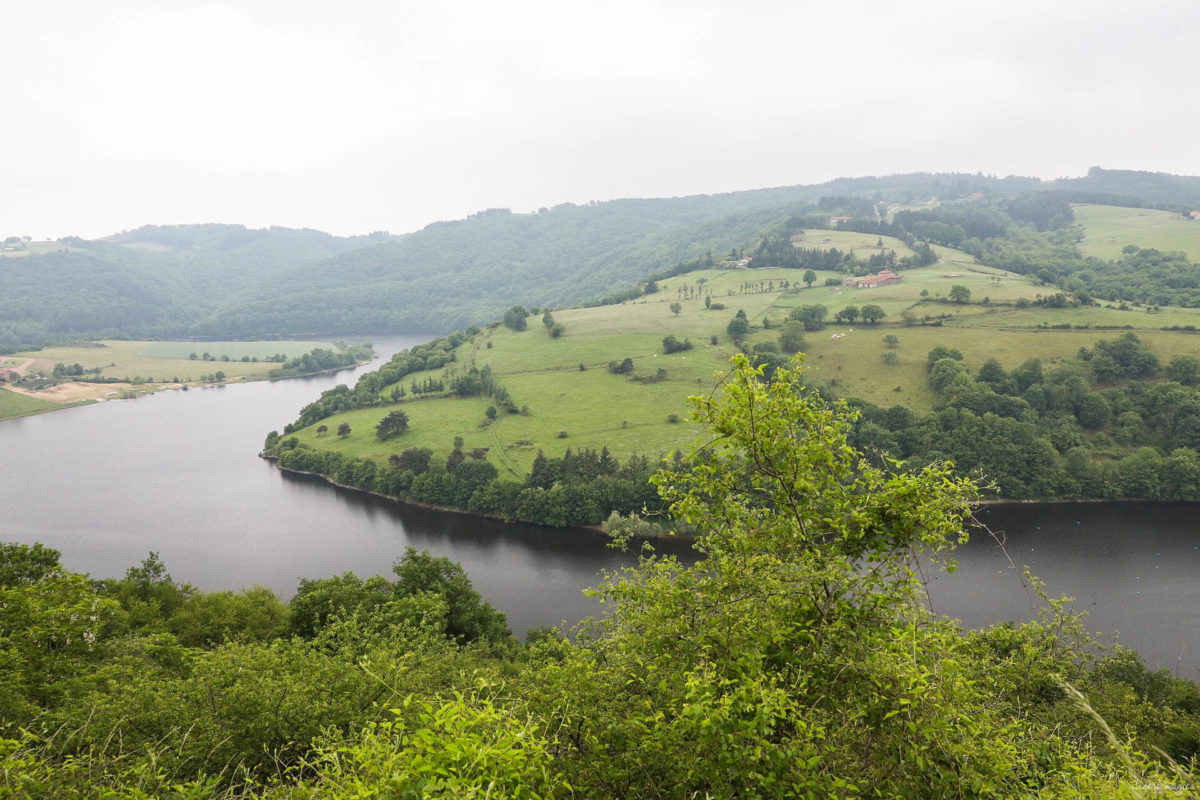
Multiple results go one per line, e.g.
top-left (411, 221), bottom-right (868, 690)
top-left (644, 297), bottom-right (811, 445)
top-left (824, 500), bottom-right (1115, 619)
top-left (5, 1), bottom-right (1199, 241)
top-left (11, 166), bottom-right (1128, 243)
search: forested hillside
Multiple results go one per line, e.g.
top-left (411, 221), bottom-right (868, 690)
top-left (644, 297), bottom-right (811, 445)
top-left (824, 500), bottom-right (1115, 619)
top-left (0, 225), bottom-right (393, 350)
top-left (1049, 166), bottom-right (1200, 211)
top-left (5, 169), bottom-right (1200, 351)
top-left (194, 199), bottom-right (812, 336)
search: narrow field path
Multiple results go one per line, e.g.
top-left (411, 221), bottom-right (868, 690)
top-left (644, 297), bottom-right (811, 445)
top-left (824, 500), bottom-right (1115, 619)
top-left (2, 357), bottom-right (35, 375)
top-left (485, 414), bottom-right (524, 479)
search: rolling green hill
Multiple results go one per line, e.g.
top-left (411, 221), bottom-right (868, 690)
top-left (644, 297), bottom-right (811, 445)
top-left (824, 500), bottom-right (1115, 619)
top-left (193, 199), bottom-right (814, 337)
top-left (7, 169), bottom-right (1200, 353)
top-left (269, 235), bottom-right (1200, 520)
top-left (1075, 204), bottom-right (1200, 260)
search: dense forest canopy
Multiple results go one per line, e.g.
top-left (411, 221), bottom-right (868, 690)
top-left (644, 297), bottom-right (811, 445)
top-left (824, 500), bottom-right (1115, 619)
top-left (849, 333), bottom-right (1200, 500)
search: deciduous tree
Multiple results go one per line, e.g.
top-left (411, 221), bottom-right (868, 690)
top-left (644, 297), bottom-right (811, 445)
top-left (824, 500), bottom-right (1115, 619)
top-left (860, 304), bottom-right (886, 324)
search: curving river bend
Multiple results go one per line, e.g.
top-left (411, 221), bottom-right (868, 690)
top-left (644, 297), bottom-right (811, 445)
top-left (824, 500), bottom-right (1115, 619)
top-left (1, 336), bottom-right (1196, 675)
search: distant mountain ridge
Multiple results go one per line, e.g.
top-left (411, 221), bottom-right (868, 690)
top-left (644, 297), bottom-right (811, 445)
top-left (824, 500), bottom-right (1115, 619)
top-left (2, 169), bottom-right (1198, 350)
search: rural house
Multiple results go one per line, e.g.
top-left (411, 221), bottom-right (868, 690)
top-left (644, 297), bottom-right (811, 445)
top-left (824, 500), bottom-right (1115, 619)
top-left (842, 269), bottom-right (903, 289)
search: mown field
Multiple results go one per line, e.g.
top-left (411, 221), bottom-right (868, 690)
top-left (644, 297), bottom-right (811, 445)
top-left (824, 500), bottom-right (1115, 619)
top-left (1075, 204), bottom-right (1200, 260)
top-left (287, 257), bottom-right (1200, 478)
top-left (790, 230), bottom-right (919, 259)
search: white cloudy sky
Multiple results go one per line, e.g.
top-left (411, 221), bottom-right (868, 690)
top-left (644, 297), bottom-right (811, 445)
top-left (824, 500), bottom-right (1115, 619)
top-left (3, 0), bottom-right (1198, 239)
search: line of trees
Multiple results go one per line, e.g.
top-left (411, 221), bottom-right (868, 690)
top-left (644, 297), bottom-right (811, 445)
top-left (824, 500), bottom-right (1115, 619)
top-left (285, 332), bottom-right (473, 432)
top-left (270, 437), bottom-right (665, 528)
top-left (851, 333), bottom-right (1200, 499)
top-left (266, 342), bottom-right (373, 379)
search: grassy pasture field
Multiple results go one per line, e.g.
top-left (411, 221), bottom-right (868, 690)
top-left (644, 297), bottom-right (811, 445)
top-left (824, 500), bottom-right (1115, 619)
top-left (19, 342), bottom-right (266, 383)
top-left (15, 340), bottom-right (333, 382)
top-left (790, 231), bottom-right (918, 260)
top-left (0, 339), bottom-right (344, 420)
top-left (1075, 204), bottom-right (1200, 260)
top-left (291, 256), bottom-right (1199, 478)
top-left (0, 388), bottom-right (59, 418)
top-left (137, 340), bottom-right (332, 360)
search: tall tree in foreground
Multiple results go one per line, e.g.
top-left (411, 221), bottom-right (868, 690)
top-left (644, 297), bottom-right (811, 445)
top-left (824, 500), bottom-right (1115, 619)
top-left (1, 356), bottom-right (1194, 798)
top-left (531, 354), bottom-right (1191, 798)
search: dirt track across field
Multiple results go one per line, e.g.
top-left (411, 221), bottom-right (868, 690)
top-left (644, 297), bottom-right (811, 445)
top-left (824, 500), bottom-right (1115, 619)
top-left (1, 357), bottom-right (35, 376)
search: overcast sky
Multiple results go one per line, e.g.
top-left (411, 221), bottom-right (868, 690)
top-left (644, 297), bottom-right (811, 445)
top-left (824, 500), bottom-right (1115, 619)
top-left (3, 0), bottom-right (1198, 240)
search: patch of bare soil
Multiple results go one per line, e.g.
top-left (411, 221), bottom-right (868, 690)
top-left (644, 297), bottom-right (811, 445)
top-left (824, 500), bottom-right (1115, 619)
top-left (8, 382), bottom-right (134, 404)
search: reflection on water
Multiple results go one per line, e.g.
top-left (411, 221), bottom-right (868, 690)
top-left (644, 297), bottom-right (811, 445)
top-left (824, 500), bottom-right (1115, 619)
top-left (277, 469), bottom-right (695, 634)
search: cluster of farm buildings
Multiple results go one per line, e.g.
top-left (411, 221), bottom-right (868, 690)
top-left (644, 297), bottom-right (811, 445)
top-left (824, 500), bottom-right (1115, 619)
top-left (842, 269), bottom-right (903, 289)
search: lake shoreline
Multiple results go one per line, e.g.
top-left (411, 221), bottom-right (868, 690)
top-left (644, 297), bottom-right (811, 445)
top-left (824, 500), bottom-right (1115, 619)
top-left (264, 452), bottom-right (1195, 542)
top-left (4, 332), bottom-right (1195, 670)
top-left (263, 454), bottom-right (695, 542)
top-left (1, 357), bottom-right (373, 422)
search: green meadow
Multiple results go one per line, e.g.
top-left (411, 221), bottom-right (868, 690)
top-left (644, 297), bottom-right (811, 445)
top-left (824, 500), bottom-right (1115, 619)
top-left (287, 255), bottom-right (1200, 478)
top-left (137, 340), bottom-right (333, 361)
top-left (0, 388), bottom-right (59, 418)
top-left (790, 230), bottom-right (919, 259)
top-left (15, 340), bottom-right (335, 383)
top-left (0, 339), bottom-right (353, 420)
top-left (1075, 204), bottom-right (1200, 260)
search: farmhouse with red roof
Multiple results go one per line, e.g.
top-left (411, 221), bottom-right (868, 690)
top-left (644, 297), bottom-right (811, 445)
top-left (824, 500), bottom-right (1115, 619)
top-left (842, 269), bottom-right (903, 289)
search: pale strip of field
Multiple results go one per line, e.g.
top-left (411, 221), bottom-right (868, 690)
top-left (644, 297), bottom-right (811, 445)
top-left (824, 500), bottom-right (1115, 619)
top-left (4, 381), bottom-right (135, 404)
top-left (11, 340), bottom-right (336, 384)
top-left (2, 339), bottom-right (345, 419)
top-left (0, 241), bottom-right (83, 258)
top-left (137, 340), bottom-right (332, 359)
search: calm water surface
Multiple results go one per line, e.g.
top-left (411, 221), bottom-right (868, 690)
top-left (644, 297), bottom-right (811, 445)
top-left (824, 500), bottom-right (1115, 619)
top-left (0, 337), bottom-right (690, 636)
top-left (934, 502), bottom-right (1200, 676)
top-left (1, 337), bottom-right (1196, 675)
